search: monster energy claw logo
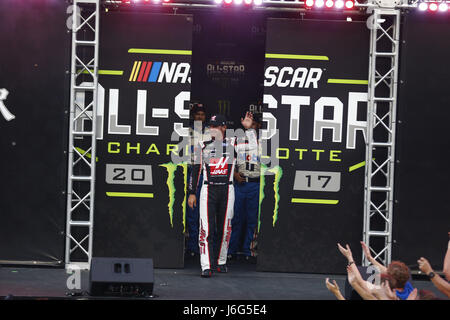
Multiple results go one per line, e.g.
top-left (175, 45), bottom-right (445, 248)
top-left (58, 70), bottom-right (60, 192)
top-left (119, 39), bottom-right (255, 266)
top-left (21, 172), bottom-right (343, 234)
top-left (258, 164), bottom-right (283, 231)
top-left (160, 162), bottom-right (188, 231)
top-left (0, 89), bottom-right (15, 122)
top-left (218, 100), bottom-right (230, 116)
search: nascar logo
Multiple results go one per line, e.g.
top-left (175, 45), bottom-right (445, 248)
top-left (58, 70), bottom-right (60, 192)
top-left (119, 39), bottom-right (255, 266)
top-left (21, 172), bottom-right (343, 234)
top-left (129, 61), bottom-right (191, 83)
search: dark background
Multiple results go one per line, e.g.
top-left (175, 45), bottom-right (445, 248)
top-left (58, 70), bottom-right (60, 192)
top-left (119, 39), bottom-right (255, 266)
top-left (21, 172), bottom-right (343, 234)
top-left (190, 11), bottom-right (266, 126)
top-left (393, 12), bottom-right (450, 270)
top-left (0, 0), bottom-right (70, 265)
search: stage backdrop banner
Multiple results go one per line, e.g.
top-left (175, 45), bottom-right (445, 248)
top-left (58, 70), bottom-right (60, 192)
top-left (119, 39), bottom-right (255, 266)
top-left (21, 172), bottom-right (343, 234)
top-left (393, 12), bottom-right (450, 269)
top-left (190, 12), bottom-right (266, 126)
top-left (258, 18), bottom-right (369, 273)
top-left (0, 0), bottom-right (69, 266)
top-left (93, 12), bottom-right (193, 268)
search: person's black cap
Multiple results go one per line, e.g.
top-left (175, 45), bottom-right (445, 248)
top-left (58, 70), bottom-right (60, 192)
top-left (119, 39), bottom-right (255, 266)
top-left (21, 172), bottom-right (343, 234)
top-left (191, 103), bottom-right (206, 115)
top-left (208, 114), bottom-right (227, 126)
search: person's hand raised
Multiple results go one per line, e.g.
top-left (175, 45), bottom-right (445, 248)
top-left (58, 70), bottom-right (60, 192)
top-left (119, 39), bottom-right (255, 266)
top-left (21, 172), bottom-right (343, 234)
top-left (360, 241), bottom-right (373, 260)
top-left (241, 112), bottom-right (253, 129)
top-left (338, 243), bottom-right (354, 262)
top-left (418, 257), bottom-right (433, 274)
top-left (325, 278), bottom-right (340, 294)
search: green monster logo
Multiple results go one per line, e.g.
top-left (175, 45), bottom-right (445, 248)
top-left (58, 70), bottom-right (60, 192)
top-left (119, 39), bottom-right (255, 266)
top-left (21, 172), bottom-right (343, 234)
top-left (258, 164), bottom-right (283, 231)
top-left (159, 162), bottom-right (188, 231)
top-left (258, 164), bottom-right (269, 232)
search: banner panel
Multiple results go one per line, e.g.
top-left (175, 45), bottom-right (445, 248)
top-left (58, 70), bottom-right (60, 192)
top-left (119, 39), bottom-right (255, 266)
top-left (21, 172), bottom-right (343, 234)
top-left (0, 0), bottom-right (69, 265)
top-left (393, 13), bottom-right (450, 269)
top-left (93, 12), bottom-right (193, 268)
top-left (258, 18), bottom-right (369, 273)
top-left (190, 12), bottom-right (266, 125)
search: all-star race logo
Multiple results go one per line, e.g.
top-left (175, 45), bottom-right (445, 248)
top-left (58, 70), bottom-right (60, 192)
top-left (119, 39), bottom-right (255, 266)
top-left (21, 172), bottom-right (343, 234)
top-left (0, 88), bottom-right (15, 122)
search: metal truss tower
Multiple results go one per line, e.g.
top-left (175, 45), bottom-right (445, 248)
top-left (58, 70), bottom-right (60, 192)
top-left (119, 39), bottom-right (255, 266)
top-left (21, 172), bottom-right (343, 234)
top-left (65, 0), bottom-right (100, 270)
top-left (363, 6), bottom-right (401, 267)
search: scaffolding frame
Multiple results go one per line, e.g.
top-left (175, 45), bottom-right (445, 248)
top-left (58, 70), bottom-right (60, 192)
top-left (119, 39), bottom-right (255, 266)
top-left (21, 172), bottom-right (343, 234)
top-left (65, 0), bottom-right (100, 270)
top-left (362, 7), bottom-right (401, 267)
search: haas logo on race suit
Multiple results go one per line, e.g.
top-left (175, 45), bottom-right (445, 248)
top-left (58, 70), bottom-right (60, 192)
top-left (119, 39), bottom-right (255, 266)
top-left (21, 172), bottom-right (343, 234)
top-left (209, 157), bottom-right (229, 176)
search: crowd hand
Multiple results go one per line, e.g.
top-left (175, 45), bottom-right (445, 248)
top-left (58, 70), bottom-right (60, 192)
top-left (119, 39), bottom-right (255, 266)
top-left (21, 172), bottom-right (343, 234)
top-left (188, 194), bottom-right (197, 209)
top-left (234, 172), bottom-right (245, 184)
top-left (418, 257), bottom-right (433, 274)
top-left (337, 243), bottom-right (354, 262)
top-left (241, 111), bottom-right (253, 129)
top-left (360, 241), bottom-right (373, 260)
top-left (407, 288), bottom-right (418, 300)
top-left (325, 278), bottom-right (340, 294)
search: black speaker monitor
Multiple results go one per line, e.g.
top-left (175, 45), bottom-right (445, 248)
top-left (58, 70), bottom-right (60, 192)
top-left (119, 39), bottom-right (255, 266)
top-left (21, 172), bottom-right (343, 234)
top-left (89, 257), bottom-right (154, 297)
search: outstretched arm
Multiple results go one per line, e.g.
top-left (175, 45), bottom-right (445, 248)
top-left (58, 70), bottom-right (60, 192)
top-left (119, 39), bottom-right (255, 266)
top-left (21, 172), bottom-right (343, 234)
top-left (338, 243), bottom-right (369, 287)
top-left (418, 257), bottom-right (450, 298)
top-left (346, 266), bottom-right (377, 300)
top-left (325, 278), bottom-right (345, 300)
top-left (338, 243), bottom-right (383, 294)
top-left (241, 111), bottom-right (253, 129)
top-left (443, 232), bottom-right (450, 281)
top-left (361, 241), bottom-right (387, 274)
top-left (235, 112), bottom-right (258, 153)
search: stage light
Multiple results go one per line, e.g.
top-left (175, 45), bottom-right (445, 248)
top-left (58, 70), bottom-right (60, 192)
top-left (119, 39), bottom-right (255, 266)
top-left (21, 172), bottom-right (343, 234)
top-left (345, 0), bottom-right (354, 9)
top-left (254, 0), bottom-right (263, 5)
top-left (224, 0), bottom-right (233, 4)
top-left (418, 2), bottom-right (428, 10)
top-left (305, 0), bottom-right (354, 10)
top-left (438, 2), bottom-right (448, 11)
top-left (121, 0), bottom-right (131, 4)
top-left (335, 0), bottom-right (344, 8)
top-left (244, 0), bottom-right (253, 4)
top-left (215, 0), bottom-right (223, 3)
top-left (429, 2), bottom-right (438, 10)
top-left (235, 0), bottom-right (244, 4)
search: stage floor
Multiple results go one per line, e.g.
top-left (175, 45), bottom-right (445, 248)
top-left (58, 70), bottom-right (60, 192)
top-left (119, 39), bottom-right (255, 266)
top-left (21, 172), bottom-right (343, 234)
top-left (0, 257), bottom-right (447, 300)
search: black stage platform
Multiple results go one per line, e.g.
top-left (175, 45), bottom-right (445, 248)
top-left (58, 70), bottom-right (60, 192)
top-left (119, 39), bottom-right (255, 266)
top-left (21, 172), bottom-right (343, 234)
top-left (0, 257), bottom-right (447, 300)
